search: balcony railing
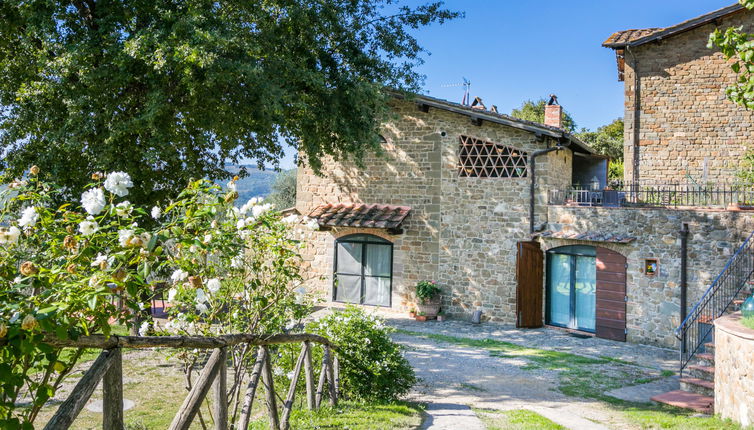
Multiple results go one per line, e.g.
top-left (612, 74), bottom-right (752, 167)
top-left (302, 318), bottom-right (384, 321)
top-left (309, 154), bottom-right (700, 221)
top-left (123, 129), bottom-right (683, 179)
top-left (548, 181), bottom-right (754, 209)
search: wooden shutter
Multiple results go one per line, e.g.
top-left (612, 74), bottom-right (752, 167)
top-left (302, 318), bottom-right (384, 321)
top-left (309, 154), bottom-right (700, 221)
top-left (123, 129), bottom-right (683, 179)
top-left (516, 241), bottom-right (544, 328)
top-left (595, 247), bottom-right (627, 341)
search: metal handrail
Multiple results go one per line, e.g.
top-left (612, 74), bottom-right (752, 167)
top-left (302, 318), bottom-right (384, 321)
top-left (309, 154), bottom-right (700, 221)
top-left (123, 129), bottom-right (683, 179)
top-left (675, 231), bottom-right (754, 373)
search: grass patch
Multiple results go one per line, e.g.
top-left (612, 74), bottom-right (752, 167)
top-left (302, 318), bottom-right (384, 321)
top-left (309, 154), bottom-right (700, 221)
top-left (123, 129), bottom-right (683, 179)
top-left (248, 401), bottom-right (422, 430)
top-left (475, 409), bottom-right (565, 430)
top-left (742, 315), bottom-right (754, 331)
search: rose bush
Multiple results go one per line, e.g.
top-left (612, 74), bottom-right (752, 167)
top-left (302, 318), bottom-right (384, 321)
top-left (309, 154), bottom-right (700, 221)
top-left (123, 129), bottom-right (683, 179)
top-left (0, 169), bottom-right (313, 428)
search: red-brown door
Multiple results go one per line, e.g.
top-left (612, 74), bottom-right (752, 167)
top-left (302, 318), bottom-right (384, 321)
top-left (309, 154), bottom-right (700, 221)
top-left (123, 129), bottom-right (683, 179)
top-left (596, 247), bottom-right (627, 341)
top-left (516, 241), bottom-right (544, 328)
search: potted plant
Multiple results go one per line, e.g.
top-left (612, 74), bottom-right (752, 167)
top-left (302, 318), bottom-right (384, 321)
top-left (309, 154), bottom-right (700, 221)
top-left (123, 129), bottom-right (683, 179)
top-left (437, 310), bottom-right (445, 322)
top-left (415, 280), bottom-right (442, 319)
top-left (415, 311), bottom-right (427, 322)
top-left (408, 307), bottom-right (416, 318)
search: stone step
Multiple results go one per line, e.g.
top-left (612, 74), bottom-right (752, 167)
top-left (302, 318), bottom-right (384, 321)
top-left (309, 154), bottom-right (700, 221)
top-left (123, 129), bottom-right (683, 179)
top-left (651, 390), bottom-right (713, 414)
top-left (704, 342), bottom-right (715, 353)
top-left (687, 364), bottom-right (715, 382)
top-left (680, 377), bottom-right (715, 397)
top-left (695, 352), bottom-right (714, 366)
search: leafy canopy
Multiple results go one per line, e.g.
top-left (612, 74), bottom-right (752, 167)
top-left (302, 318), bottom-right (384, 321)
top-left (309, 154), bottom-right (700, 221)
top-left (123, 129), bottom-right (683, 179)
top-left (510, 98), bottom-right (577, 132)
top-left (576, 118), bottom-right (624, 162)
top-left (0, 1), bottom-right (460, 206)
top-left (709, 0), bottom-right (754, 108)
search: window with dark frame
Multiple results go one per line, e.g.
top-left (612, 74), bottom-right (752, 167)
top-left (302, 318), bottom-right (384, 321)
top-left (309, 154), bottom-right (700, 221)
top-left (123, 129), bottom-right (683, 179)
top-left (333, 234), bottom-right (393, 307)
top-left (458, 135), bottom-right (529, 178)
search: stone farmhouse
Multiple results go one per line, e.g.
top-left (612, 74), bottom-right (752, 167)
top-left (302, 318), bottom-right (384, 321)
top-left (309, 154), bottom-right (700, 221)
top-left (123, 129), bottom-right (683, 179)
top-left (293, 3), bottom-right (754, 354)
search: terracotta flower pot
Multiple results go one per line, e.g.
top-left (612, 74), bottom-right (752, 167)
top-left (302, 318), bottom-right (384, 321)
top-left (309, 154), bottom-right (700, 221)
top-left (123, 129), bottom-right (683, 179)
top-left (415, 315), bottom-right (428, 322)
top-left (408, 312), bottom-right (416, 318)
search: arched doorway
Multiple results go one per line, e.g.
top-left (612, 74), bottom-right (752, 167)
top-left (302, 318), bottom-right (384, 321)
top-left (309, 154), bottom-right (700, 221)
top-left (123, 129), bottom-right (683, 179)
top-left (546, 245), bottom-right (627, 341)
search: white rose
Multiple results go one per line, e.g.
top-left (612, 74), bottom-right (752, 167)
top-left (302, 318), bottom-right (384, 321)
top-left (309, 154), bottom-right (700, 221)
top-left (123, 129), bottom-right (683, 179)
top-left (151, 206), bottom-right (162, 219)
top-left (282, 214), bottom-right (299, 224)
top-left (167, 288), bottom-right (178, 303)
top-left (78, 218), bottom-right (99, 236)
top-left (305, 218), bottom-right (320, 231)
top-left (118, 229), bottom-right (134, 247)
top-left (231, 255), bottom-right (244, 269)
top-left (18, 207), bottom-right (39, 228)
top-left (236, 219), bottom-right (247, 230)
top-left (1, 226), bottom-right (21, 245)
top-left (227, 181), bottom-right (237, 192)
top-left (171, 269), bottom-right (189, 284)
top-left (138, 321), bottom-right (150, 336)
top-left (251, 203), bottom-right (272, 218)
top-left (196, 303), bottom-right (208, 314)
top-left (207, 278), bottom-right (221, 294)
top-left (81, 188), bottom-right (106, 215)
top-left (195, 288), bottom-right (207, 304)
top-left (104, 171), bottom-right (133, 197)
top-left (203, 234), bottom-right (212, 244)
top-left (115, 201), bottom-right (132, 217)
top-left (91, 253), bottom-right (114, 269)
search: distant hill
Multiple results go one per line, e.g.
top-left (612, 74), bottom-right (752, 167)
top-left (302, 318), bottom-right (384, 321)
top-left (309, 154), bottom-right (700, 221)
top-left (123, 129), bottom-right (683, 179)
top-left (224, 164), bottom-right (284, 202)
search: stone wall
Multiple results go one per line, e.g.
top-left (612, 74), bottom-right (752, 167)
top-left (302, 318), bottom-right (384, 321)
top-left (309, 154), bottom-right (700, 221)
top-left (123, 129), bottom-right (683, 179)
top-left (543, 205), bottom-right (754, 347)
top-left (714, 313), bottom-right (754, 427)
top-left (296, 98), bottom-right (569, 322)
top-left (622, 9), bottom-right (754, 184)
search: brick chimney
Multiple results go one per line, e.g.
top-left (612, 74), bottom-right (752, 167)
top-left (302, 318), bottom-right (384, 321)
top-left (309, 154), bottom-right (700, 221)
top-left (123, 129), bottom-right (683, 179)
top-left (544, 94), bottom-right (563, 128)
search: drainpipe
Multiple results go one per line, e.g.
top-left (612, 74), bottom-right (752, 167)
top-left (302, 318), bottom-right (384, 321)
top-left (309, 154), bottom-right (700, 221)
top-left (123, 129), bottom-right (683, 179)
top-left (679, 222), bottom-right (689, 354)
top-left (626, 45), bottom-right (641, 186)
top-left (529, 139), bottom-right (569, 234)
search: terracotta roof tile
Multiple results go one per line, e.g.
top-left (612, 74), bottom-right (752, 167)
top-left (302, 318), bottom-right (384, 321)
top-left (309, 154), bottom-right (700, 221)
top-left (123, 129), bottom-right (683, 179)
top-left (602, 28), bottom-right (663, 47)
top-left (309, 203), bottom-right (411, 230)
top-left (539, 230), bottom-right (636, 244)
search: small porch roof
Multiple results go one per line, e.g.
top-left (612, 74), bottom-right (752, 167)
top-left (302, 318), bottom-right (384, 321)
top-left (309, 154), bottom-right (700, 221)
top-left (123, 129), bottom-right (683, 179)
top-left (309, 203), bottom-right (411, 230)
top-left (538, 230), bottom-right (636, 244)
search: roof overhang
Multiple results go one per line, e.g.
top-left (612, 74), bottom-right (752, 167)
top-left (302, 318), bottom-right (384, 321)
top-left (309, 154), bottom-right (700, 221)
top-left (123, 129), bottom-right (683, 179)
top-left (390, 91), bottom-right (595, 155)
top-left (309, 203), bottom-right (411, 234)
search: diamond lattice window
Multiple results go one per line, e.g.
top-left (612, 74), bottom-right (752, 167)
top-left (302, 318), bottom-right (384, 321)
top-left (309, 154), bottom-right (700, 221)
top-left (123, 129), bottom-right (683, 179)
top-left (458, 135), bottom-right (529, 178)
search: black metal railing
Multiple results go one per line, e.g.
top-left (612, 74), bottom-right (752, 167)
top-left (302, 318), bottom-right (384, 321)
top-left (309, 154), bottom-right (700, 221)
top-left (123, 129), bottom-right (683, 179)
top-left (675, 231), bottom-right (754, 373)
top-left (548, 181), bottom-right (754, 209)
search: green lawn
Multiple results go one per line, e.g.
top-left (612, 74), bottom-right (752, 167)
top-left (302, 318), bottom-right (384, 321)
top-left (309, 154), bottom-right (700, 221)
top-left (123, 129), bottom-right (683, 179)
top-left (476, 409), bottom-right (565, 430)
top-left (248, 401), bottom-right (422, 430)
top-left (399, 330), bottom-right (746, 430)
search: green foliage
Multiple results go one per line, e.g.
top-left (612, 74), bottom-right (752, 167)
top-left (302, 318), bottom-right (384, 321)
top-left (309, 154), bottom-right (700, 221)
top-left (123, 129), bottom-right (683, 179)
top-left (709, 0), bottom-right (754, 109)
top-left (289, 306), bottom-right (415, 403)
top-left (415, 280), bottom-right (441, 304)
top-left (0, 1), bottom-right (460, 207)
top-left (265, 169), bottom-right (297, 210)
top-left (608, 159), bottom-right (624, 181)
top-left (510, 99), bottom-right (577, 132)
top-left (477, 409), bottom-right (566, 430)
top-left (576, 118), bottom-right (624, 162)
top-left (0, 169), bottom-right (308, 428)
top-left (736, 149), bottom-right (754, 183)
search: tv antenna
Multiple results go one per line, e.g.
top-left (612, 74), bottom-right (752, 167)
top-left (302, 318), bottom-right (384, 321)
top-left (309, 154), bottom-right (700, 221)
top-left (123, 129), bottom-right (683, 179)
top-left (441, 77), bottom-right (471, 106)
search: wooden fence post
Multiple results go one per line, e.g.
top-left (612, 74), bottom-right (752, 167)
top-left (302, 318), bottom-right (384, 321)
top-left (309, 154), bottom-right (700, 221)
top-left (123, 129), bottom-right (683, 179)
top-left (315, 353), bottom-right (327, 409)
top-left (303, 341), bottom-right (315, 410)
top-left (103, 348), bottom-right (123, 430)
top-left (280, 342), bottom-right (308, 430)
top-left (44, 349), bottom-right (118, 430)
top-left (333, 355), bottom-right (340, 401)
top-left (237, 347), bottom-right (266, 430)
top-left (260, 346), bottom-right (280, 430)
top-left (168, 348), bottom-right (224, 430)
top-left (213, 347), bottom-right (228, 430)
top-left (324, 346), bottom-right (337, 407)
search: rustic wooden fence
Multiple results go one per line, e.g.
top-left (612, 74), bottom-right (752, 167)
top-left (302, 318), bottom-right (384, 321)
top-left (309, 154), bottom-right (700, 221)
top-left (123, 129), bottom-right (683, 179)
top-left (40, 333), bottom-right (340, 430)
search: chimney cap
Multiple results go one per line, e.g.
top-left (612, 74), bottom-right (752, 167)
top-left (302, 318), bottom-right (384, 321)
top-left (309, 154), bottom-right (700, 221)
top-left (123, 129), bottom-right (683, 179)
top-left (547, 94), bottom-right (559, 106)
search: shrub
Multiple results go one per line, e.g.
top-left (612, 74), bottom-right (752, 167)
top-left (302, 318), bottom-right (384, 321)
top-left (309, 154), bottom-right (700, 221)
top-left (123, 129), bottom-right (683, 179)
top-left (415, 280), bottom-right (440, 304)
top-left (303, 306), bottom-right (415, 403)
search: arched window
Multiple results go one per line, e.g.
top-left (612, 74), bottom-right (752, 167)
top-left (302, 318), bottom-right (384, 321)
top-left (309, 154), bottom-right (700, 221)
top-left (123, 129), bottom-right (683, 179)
top-left (334, 234), bottom-right (393, 307)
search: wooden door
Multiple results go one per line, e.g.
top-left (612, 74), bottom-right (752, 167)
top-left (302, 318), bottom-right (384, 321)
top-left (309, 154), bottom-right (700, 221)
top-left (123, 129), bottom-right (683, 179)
top-left (516, 241), bottom-right (544, 328)
top-left (595, 247), bottom-right (627, 341)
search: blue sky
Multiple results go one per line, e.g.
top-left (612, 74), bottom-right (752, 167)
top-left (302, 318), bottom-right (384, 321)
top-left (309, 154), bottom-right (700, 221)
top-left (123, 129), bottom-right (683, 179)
top-left (273, 0), bottom-right (734, 168)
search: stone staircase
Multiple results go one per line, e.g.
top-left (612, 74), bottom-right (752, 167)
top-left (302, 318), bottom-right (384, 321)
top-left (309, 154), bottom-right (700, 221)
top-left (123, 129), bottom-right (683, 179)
top-left (651, 290), bottom-right (750, 414)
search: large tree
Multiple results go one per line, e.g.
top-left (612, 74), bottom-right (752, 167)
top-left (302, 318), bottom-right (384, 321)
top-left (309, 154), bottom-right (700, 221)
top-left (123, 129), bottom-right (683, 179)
top-left (510, 98), bottom-right (577, 132)
top-left (0, 1), bottom-right (459, 205)
top-left (576, 118), bottom-right (624, 162)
